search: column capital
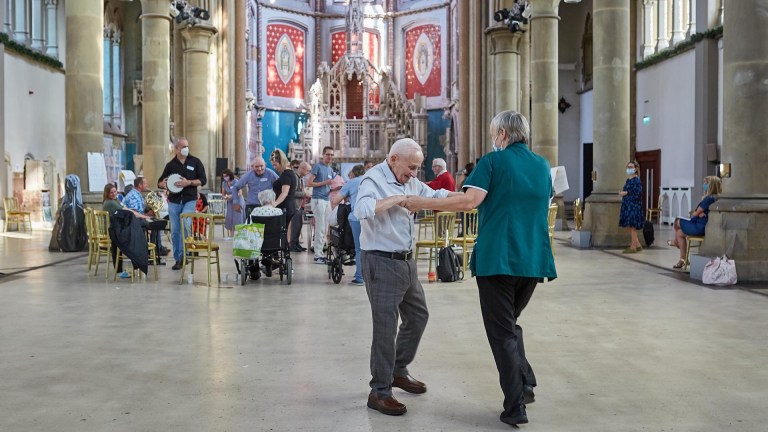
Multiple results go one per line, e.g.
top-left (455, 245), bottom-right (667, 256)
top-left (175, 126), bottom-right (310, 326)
top-left (643, 0), bottom-right (656, 5)
top-left (487, 27), bottom-right (524, 55)
top-left (529, 0), bottom-right (561, 19)
top-left (140, 0), bottom-right (173, 21)
top-left (180, 24), bottom-right (218, 53)
top-left (44, 0), bottom-right (58, 6)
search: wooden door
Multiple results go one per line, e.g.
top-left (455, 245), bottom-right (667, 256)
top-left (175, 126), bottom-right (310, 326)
top-left (636, 149), bottom-right (661, 213)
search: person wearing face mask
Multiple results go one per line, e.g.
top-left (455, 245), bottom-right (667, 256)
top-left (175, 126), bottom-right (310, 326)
top-left (221, 168), bottom-right (244, 239)
top-left (158, 137), bottom-right (208, 270)
top-left (618, 161), bottom-right (644, 253)
top-left (402, 111), bottom-right (556, 427)
top-left (668, 176), bottom-right (722, 269)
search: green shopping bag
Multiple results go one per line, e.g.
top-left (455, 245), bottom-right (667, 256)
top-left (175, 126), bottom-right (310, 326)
top-left (233, 223), bottom-right (265, 259)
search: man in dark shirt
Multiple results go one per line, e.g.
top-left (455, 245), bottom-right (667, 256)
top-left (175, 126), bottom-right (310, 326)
top-left (157, 137), bottom-right (207, 269)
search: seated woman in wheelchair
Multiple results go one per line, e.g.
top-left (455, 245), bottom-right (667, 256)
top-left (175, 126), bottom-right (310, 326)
top-left (249, 189), bottom-right (286, 278)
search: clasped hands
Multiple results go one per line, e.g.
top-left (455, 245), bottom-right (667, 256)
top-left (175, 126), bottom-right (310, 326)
top-left (397, 195), bottom-right (428, 213)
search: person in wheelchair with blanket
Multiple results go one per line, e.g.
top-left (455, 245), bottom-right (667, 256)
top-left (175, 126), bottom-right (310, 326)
top-left (245, 189), bottom-right (292, 281)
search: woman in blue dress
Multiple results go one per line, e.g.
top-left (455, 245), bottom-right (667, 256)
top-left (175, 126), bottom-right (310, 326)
top-left (668, 176), bottom-right (722, 269)
top-left (619, 160), bottom-right (644, 253)
top-left (222, 168), bottom-right (245, 239)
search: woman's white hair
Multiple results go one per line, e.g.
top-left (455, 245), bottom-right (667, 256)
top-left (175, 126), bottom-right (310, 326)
top-left (258, 189), bottom-right (276, 206)
top-left (388, 138), bottom-right (422, 158)
top-left (432, 158), bottom-right (447, 171)
top-left (489, 110), bottom-right (530, 145)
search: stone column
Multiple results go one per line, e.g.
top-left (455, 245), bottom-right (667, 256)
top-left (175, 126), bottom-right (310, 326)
top-left (45, 0), bottom-right (58, 58)
top-left (31, 0), bottom-right (44, 50)
top-left (642, 0), bottom-right (656, 58)
top-left (519, 29), bottom-right (531, 120)
top-left (656, 0), bottom-right (669, 50)
top-left (583, 0), bottom-right (631, 247)
top-left (701, 0), bottom-right (768, 281)
top-left (139, 0), bottom-right (172, 182)
top-left (3, 0), bottom-right (10, 34)
top-left (686, 0), bottom-right (696, 36)
top-left (65, 1), bottom-right (103, 192)
top-left (529, 0), bottom-right (560, 166)
top-left (180, 24), bottom-right (218, 184)
top-left (234, 0), bottom-right (247, 171)
top-left (670, 0), bottom-right (685, 44)
top-left (488, 29), bottom-right (522, 114)
top-left (458, 0), bottom-right (470, 170)
top-left (13, 0), bottom-right (28, 42)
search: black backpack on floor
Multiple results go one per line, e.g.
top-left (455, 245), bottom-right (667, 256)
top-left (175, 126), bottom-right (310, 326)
top-left (436, 229), bottom-right (464, 282)
top-left (642, 220), bottom-right (655, 247)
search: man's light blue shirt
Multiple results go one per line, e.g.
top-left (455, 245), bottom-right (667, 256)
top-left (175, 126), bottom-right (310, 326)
top-left (311, 162), bottom-right (333, 200)
top-left (122, 188), bottom-right (145, 213)
top-left (339, 177), bottom-right (363, 222)
top-left (231, 169), bottom-right (278, 205)
top-left (354, 161), bottom-right (449, 252)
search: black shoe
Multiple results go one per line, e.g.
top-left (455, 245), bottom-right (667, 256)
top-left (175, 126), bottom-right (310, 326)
top-left (261, 264), bottom-right (272, 277)
top-left (171, 261), bottom-right (183, 270)
top-left (523, 385), bottom-right (535, 404)
top-left (289, 244), bottom-right (304, 252)
top-left (500, 405), bottom-right (528, 426)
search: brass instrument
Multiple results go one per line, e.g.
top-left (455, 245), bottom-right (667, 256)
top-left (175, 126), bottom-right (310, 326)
top-left (146, 190), bottom-right (165, 217)
top-left (574, 198), bottom-right (583, 231)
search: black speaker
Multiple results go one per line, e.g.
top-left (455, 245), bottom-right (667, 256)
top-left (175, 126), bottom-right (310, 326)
top-left (215, 158), bottom-right (228, 177)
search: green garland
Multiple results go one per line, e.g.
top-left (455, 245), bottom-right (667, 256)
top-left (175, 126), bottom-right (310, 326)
top-left (636, 26), bottom-right (723, 71)
top-left (0, 32), bottom-right (64, 70)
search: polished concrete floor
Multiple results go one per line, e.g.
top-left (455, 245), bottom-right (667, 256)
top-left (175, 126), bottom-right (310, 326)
top-left (1, 225), bottom-right (767, 432)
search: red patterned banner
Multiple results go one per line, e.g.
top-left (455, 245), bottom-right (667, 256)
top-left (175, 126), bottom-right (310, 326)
top-left (405, 24), bottom-right (441, 99)
top-left (331, 31), bottom-right (380, 68)
top-left (266, 24), bottom-right (305, 99)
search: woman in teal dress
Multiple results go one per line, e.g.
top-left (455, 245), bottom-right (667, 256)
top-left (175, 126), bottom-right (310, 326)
top-left (619, 160), bottom-right (644, 253)
top-left (668, 176), bottom-right (722, 269)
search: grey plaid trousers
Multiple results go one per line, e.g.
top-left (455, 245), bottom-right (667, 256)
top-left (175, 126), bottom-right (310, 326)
top-left (362, 251), bottom-right (429, 398)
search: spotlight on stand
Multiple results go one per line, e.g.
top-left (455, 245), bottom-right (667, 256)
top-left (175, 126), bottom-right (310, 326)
top-left (493, 0), bottom-right (529, 33)
top-left (170, 0), bottom-right (210, 25)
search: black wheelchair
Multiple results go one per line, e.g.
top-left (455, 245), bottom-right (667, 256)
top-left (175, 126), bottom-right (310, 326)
top-left (326, 204), bottom-right (356, 284)
top-left (236, 211), bottom-right (292, 285)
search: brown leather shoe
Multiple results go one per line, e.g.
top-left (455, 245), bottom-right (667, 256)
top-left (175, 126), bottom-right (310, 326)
top-left (367, 392), bottom-right (406, 416)
top-left (392, 374), bottom-right (427, 394)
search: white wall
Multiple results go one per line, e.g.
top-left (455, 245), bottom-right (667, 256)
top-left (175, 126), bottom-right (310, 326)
top-left (636, 49), bottom-right (696, 188)
top-left (3, 54), bottom-right (66, 185)
top-left (557, 68), bottom-right (581, 202)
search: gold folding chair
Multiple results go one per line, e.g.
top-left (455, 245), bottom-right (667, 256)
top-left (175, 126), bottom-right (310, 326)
top-left (548, 203), bottom-right (558, 256)
top-left (91, 210), bottom-right (113, 277)
top-left (450, 210), bottom-right (478, 273)
top-left (3, 197), bottom-right (32, 232)
top-left (683, 235), bottom-right (705, 271)
top-left (113, 243), bottom-right (158, 282)
top-left (179, 213), bottom-right (220, 286)
top-left (416, 209), bottom-right (434, 240)
top-left (415, 211), bottom-right (456, 273)
top-left (646, 195), bottom-right (664, 224)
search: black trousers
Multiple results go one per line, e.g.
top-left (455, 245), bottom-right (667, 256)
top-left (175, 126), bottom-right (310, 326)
top-left (477, 275), bottom-right (538, 417)
top-left (289, 208), bottom-right (304, 247)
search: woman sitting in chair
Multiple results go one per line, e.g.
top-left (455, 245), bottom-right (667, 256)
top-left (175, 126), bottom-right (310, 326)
top-left (668, 176), bottom-right (722, 269)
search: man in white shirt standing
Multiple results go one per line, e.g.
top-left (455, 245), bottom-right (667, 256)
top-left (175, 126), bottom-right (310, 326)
top-left (307, 146), bottom-right (335, 264)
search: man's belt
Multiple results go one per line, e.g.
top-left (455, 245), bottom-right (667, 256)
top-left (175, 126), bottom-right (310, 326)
top-left (367, 250), bottom-right (413, 261)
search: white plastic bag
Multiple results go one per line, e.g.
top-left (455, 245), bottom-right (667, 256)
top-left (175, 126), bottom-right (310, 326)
top-left (702, 255), bottom-right (737, 286)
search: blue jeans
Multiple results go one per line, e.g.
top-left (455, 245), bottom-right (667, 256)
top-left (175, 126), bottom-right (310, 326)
top-left (349, 217), bottom-right (363, 282)
top-left (168, 200), bottom-right (197, 263)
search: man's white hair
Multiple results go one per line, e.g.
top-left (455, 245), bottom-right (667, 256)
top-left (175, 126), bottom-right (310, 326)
top-left (388, 138), bottom-right (422, 158)
top-left (432, 158), bottom-right (446, 171)
top-left (258, 189), bottom-right (276, 205)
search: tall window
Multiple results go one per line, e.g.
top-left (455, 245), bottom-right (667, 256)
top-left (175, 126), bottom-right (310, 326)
top-left (103, 9), bottom-right (123, 132)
